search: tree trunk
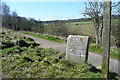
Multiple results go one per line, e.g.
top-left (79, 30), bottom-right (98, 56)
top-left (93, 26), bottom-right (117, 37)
top-left (99, 22), bottom-right (103, 46)
top-left (94, 23), bottom-right (100, 45)
top-left (94, 21), bottom-right (103, 45)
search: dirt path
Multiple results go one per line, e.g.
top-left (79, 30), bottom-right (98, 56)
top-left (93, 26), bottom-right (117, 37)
top-left (20, 33), bottom-right (119, 75)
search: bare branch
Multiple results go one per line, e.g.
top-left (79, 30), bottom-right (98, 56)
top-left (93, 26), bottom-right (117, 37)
top-left (112, 2), bottom-right (120, 7)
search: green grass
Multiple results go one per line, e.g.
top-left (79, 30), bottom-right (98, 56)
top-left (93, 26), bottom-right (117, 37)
top-left (68, 19), bottom-right (119, 26)
top-left (20, 31), bottom-right (66, 43)
top-left (1, 30), bottom-right (102, 78)
top-left (89, 44), bottom-right (120, 60)
top-left (2, 46), bottom-right (103, 78)
top-left (1, 29), bottom-right (119, 78)
top-left (112, 18), bottom-right (120, 23)
top-left (66, 21), bottom-right (93, 25)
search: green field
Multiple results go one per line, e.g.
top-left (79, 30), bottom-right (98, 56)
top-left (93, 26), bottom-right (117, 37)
top-left (66, 19), bottom-right (119, 38)
top-left (43, 19), bottom-right (118, 46)
top-left (66, 21), bottom-right (93, 25)
top-left (67, 22), bottom-right (95, 39)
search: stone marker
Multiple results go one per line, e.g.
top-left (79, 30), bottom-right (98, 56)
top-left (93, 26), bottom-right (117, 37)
top-left (66, 35), bottom-right (90, 64)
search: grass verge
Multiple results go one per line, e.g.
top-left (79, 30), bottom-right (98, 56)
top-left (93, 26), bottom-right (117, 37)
top-left (89, 44), bottom-right (120, 60)
top-left (21, 31), bottom-right (119, 60)
top-left (20, 31), bottom-right (66, 43)
top-left (2, 46), bottom-right (102, 78)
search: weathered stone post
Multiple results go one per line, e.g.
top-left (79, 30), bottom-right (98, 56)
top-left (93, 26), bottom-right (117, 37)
top-left (66, 35), bottom-right (90, 64)
top-left (102, 1), bottom-right (111, 78)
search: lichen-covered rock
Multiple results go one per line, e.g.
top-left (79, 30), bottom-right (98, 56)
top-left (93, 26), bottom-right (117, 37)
top-left (66, 35), bottom-right (90, 64)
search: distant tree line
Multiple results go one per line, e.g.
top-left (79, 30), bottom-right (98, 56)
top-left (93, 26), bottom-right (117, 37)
top-left (43, 18), bottom-right (91, 24)
top-left (2, 3), bottom-right (44, 33)
top-left (42, 15), bottom-right (119, 24)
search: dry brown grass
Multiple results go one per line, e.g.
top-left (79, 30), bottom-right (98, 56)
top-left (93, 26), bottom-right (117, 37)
top-left (67, 21), bottom-right (116, 46)
top-left (69, 23), bottom-right (95, 37)
top-left (44, 19), bottom-right (118, 46)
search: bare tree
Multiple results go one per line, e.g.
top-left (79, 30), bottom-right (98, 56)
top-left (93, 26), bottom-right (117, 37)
top-left (11, 11), bottom-right (19, 31)
top-left (2, 2), bottom-right (11, 28)
top-left (111, 2), bottom-right (120, 49)
top-left (111, 20), bottom-right (120, 49)
top-left (83, 2), bottom-right (103, 45)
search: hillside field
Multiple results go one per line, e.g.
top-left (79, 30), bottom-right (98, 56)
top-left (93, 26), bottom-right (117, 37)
top-left (65, 19), bottom-right (119, 46)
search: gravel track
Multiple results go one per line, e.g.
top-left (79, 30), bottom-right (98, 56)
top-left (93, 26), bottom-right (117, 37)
top-left (20, 33), bottom-right (119, 76)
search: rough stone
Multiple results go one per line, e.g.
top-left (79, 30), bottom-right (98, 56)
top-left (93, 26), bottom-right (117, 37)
top-left (66, 35), bottom-right (90, 64)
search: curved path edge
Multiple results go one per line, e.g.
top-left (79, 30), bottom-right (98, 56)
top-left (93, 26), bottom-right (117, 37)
top-left (19, 33), bottom-right (119, 75)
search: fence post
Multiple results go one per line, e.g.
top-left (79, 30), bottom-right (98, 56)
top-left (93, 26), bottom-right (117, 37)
top-left (102, 1), bottom-right (111, 78)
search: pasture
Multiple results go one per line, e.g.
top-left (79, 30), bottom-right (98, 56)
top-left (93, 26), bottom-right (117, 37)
top-left (44, 19), bottom-right (118, 46)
